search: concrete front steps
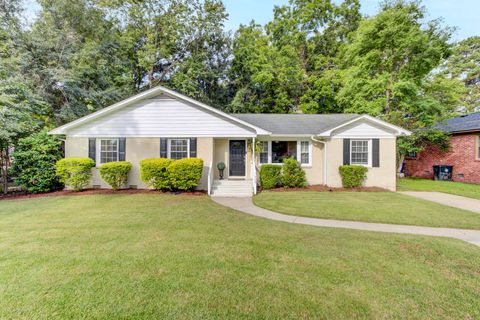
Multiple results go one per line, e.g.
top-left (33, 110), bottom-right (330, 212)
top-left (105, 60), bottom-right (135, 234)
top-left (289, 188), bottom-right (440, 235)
top-left (211, 179), bottom-right (254, 197)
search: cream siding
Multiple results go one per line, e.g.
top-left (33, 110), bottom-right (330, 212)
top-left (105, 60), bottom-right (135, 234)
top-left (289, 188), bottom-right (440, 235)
top-left (67, 98), bottom-right (256, 138)
top-left (326, 138), bottom-right (397, 191)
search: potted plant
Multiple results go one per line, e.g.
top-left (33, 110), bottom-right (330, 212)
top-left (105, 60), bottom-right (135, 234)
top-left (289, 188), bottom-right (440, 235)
top-left (217, 162), bottom-right (226, 180)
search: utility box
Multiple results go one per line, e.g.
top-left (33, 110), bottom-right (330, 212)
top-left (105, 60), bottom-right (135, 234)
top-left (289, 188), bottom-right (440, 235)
top-left (433, 165), bottom-right (453, 181)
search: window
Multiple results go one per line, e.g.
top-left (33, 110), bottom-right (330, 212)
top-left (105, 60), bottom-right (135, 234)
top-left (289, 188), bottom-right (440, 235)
top-left (259, 141), bottom-right (269, 164)
top-left (272, 141), bottom-right (297, 163)
top-left (258, 140), bottom-right (310, 165)
top-left (100, 139), bottom-right (118, 164)
top-left (168, 139), bottom-right (189, 160)
top-left (407, 151), bottom-right (417, 159)
top-left (351, 140), bottom-right (369, 165)
top-left (477, 136), bottom-right (480, 160)
top-left (300, 141), bottom-right (310, 164)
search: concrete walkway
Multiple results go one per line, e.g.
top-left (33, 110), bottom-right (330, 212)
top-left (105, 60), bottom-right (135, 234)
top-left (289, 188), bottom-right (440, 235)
top-left (212, 197), bottom-right (480, 246)
top-left (399, 191), bottom-right (480, 213)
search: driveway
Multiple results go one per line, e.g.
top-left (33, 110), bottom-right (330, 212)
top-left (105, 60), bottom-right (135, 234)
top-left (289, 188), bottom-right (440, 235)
top-left (212, 196), bottom-right (480, 246)
top-left (399, 191), bottom-right (480, 213)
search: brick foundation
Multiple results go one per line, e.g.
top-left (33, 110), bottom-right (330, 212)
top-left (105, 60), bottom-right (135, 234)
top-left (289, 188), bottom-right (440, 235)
top-left (404, 133), bottom-right (480, 183)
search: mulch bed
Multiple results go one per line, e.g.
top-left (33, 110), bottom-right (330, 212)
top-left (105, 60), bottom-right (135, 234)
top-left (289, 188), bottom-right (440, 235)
top-left (261, 185), bottom-right (388, 193)
top-left (0, 188), bottom-right (206, 201)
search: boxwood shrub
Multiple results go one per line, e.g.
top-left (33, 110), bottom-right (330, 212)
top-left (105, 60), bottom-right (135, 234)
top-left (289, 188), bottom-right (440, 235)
top-left (259, 164), bottom-right (282, 189)
top-left (168, 158), bottom-right (204, 191)
top-left (339, 165), bottom-right (368, 188)
top-left (55, 158), bottom-right (95, 191)
top-left (99, 161), bottom-right (132, 190)
top-left (281, 157), bottom-right (306, 188)
top-left (140, 158), bottom-right (174, 190)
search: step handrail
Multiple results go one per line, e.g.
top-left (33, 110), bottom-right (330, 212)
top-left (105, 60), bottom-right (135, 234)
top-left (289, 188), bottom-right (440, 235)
top-left (207, 161), bottom-right (213, 195)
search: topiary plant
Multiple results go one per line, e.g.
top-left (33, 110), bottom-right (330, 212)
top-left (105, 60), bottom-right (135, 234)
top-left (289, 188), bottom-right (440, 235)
top-left (281, 157), bottom-right (306, 188)
top-left (99, 161), bottom-right (132, 190)
top-left (140, 158), bottom-right (174, 190)
top-left (55, 158), bottom-right (95, 191)
top-left (339, 165), bottom-right (368, 188)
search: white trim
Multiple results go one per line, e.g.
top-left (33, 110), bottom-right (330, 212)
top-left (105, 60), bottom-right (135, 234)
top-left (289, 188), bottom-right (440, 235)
top-left (49, 86), bottom-right (271, 135)
top-left (350, 139), bottom-right (372, 167)
top-left (96, 138), bottom-right (119, 166)
top-left (167, 138), bottom-right (190, 159)
top-left (258, 139), bottom-right (311, 167)
top-left (317, 115), bottom-right (411, 137)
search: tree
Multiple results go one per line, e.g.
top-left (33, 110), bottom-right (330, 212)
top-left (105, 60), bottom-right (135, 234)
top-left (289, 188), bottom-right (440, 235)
top-left (10, 131), bottom-right (63, 193)
top-left (440, 36), bottom-right (480, 112)
top-left (337, 0), bottom-right (455, 125)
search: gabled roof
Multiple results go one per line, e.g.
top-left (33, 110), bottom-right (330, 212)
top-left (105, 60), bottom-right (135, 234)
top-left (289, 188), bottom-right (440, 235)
top-left (435, 113), bottom-right (480, 133)
top-left (231, 113), bottom-right (411, 137)
top-left (231, 114), bottom-right (361, 135)
top-left (49, 86), bottom-right (271, 135)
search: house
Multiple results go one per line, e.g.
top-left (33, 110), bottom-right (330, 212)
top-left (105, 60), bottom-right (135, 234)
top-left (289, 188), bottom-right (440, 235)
top-left (49, 86), bottom-right (410, 196)
top-left (404, 113), bottom-right (480, 183)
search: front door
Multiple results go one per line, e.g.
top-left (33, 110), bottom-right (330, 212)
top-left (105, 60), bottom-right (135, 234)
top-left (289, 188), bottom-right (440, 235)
top-left (229, 140), bottom-right (246, 177)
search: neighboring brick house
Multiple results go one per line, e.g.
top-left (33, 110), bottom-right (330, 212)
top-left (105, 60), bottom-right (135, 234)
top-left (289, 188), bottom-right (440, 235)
top-left (404, 113), bottom-right (480, 183)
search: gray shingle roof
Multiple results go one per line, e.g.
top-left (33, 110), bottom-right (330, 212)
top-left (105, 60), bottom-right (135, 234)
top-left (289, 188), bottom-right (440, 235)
top-left (435, 113), bottom-right (480, 133)
top-left (230, 113), bottom-right (361, 135)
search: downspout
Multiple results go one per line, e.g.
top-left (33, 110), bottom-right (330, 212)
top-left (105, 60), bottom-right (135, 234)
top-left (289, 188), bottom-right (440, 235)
top-left (311, 136), bottom-right (327, 186)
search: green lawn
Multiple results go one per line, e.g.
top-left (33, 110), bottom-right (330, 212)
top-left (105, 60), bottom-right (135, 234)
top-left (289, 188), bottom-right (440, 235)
top-left (254, 191), bottom-right (480, 229)
top-left (398, 178), bottom-right (480, 200)
top-left (0, 194), bottom-right (479, 319)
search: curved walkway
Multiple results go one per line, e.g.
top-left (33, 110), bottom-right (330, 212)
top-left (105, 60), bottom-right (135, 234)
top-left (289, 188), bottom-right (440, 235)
top-left (212, 197), bottom-right (480, 246)
top-left (399, 191), bottom-right (480, 213)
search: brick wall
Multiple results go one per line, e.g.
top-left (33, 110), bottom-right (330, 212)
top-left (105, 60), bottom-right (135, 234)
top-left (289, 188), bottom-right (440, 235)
top-left (404, 133), bottom-right (480, 183)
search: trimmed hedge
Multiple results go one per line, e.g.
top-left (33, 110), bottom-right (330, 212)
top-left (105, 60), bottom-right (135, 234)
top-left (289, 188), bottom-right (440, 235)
top-left (259, 165), bottom-right (282, 190)
top-left (339, 165), bottom-right (368, 188)
top-left (140, 158), bottom-right (174, 190)
top-left (140, 158), bottom-right (203, 191)
top-left (56, 158), bottom-right (95, 191)
top-left (99, 161), bottom-right (132, 190)
top-left (169, 158), bottom-right (204, 191)
top-left (281, 157), bottom-right (306, 188)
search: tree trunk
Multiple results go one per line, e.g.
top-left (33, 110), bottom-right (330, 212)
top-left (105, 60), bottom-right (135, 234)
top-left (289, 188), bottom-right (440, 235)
top-left (385, 89), bottom-right (391, 114)
top-left (396, 153), bottom-right (405, 177)
top-left (2, 145), bottom-right (8, 195)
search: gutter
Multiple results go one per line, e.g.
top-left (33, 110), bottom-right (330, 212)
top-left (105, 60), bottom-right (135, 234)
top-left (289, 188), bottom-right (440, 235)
top-left (311, 136), bottom-right (327, 186)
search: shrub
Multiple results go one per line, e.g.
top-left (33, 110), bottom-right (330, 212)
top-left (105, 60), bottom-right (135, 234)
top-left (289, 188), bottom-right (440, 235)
top-left (55, 158), bottom-right (95, 191)
top-left (168, 158), bottom-right (204, 191)
top-left (259, 164), bottom-right (282, 189)
top-left (99, 161), bottom-right (132, 190)
top-left (339, 165), bottom-right (368, 188)
top-left (281, 157), bottom-right (307, 188)
top-left (10, 131), bottom-right (63, 193)
top-left (140, 158), bottom-right (174, 190)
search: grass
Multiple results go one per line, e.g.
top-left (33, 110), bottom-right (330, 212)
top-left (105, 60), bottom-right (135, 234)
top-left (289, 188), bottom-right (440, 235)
top-left (398, 178), bottom-right (480, 200)
top-left (254, 191), bottom-right (480, 229)
top-left (0, 193), bottom-right (479, 319)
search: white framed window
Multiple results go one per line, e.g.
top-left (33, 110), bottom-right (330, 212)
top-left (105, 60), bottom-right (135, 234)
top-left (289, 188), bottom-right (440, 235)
top-left (258, 140), bottom-right (311, 166)
top-left (259, 141), bottom-right (269, 164)
top-left (168, 139), bottom-right (189, 160)
top-left (99, 139), bottom-right (119, 164)
top-left (350, 140), bottom-right (370, 166)
top-left (299, 141), bottom-right (311, 165)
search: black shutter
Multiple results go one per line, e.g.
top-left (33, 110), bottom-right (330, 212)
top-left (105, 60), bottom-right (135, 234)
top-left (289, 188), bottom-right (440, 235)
top-left (88, 138), bottom-right (96, 163)
top-left (160, 138), bottom-right (168, 158)
top-left (372, 139), bottom-right (380, 167)
top-left (343, 139), bottom-right (350, 165)
top-left (189, 138), bottom-right (197, 158)
top-left (118, 138), bottom-right (126, 161)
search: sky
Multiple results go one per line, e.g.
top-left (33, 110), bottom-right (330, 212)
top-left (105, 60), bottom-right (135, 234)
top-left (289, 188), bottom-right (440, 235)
top-left (24, 0), bottom-right (479, 41)
top-left (222, 0), bottom-right (479, 40)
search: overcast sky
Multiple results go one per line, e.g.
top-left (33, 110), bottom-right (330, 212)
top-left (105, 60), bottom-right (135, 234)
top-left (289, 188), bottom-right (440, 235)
top-left (24, 0), bottom-right (479, 41)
